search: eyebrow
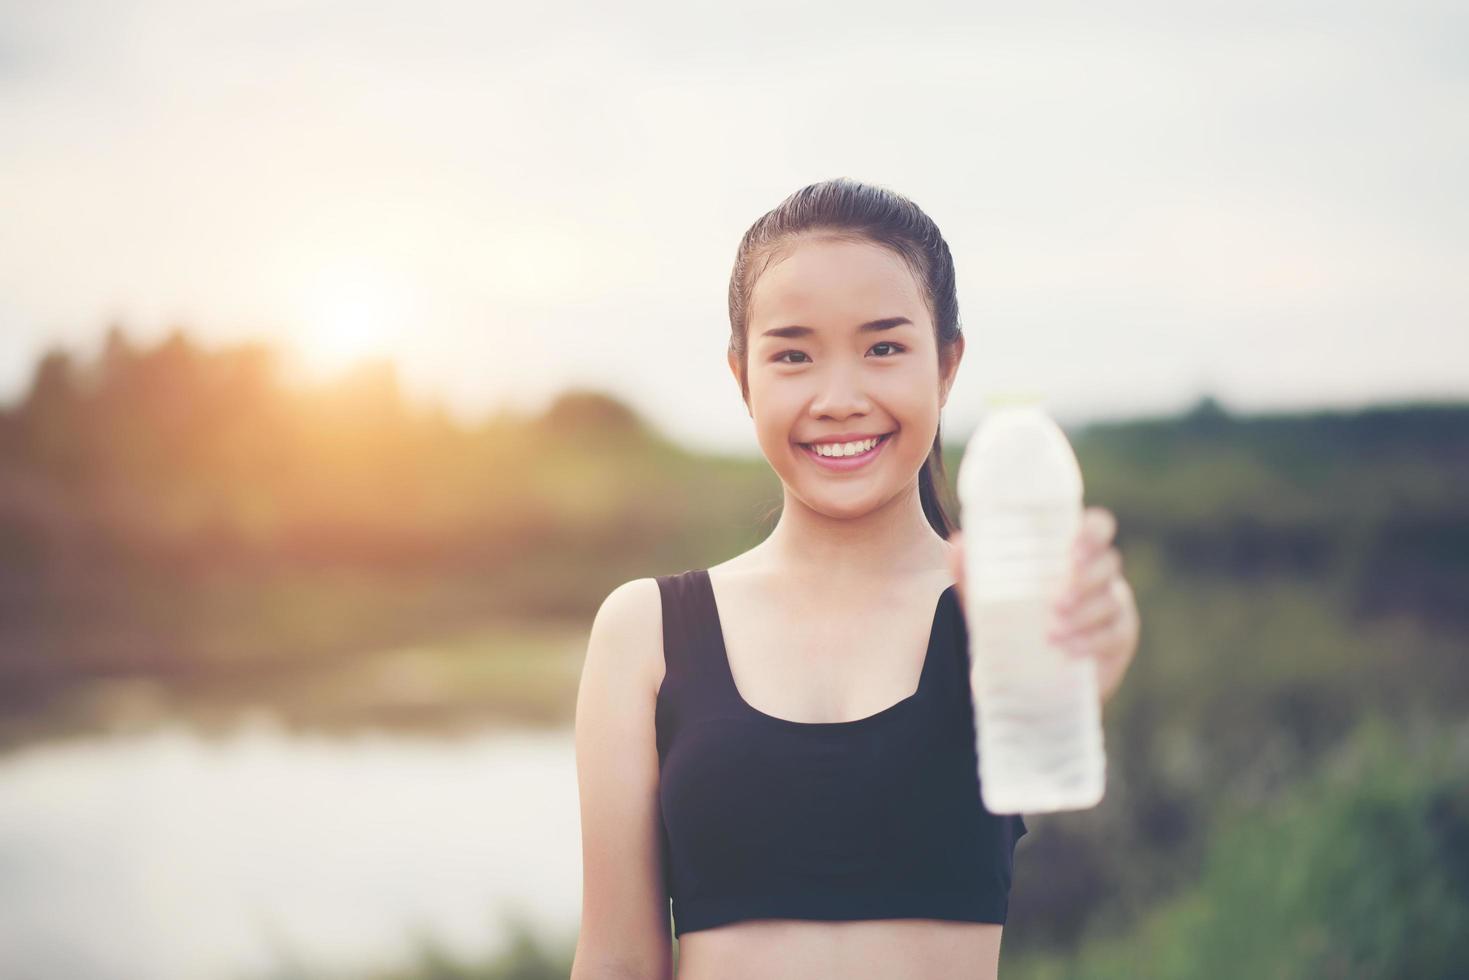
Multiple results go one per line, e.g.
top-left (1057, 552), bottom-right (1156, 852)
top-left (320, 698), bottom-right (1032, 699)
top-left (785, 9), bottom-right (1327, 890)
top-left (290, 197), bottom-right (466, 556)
top-left (758, 316), bottom-right (914, 340)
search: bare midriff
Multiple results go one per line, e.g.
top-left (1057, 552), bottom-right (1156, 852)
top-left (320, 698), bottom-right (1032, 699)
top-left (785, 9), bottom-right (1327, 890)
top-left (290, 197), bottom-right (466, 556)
top-left (674, 918), bottom-right (1004, 980)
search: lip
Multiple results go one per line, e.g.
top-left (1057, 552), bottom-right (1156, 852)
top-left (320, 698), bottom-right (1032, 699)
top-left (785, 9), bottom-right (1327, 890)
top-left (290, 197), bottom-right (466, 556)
top-left (796, 431), bottom-right (894, 471)
top-left (800, 431), bottom-right (889, 444)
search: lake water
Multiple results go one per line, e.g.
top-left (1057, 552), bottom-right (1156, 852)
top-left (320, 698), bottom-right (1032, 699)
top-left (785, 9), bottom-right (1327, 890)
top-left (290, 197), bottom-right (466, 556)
top-left (0, 713), bottom-right (582, 979)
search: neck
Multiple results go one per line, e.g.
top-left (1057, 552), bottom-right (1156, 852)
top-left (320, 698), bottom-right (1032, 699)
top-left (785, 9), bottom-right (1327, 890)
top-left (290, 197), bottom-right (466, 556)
top-left (756, 478), bottom-right (951, 589)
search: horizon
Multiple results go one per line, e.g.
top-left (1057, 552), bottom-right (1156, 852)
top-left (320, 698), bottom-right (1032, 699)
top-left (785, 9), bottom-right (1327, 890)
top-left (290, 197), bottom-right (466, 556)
top-left (7, 322), bottom-right (1462, 460)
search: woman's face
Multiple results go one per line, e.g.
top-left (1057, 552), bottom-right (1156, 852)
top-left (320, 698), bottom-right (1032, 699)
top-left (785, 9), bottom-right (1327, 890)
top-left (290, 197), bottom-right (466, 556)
top-left (731, 234), bottom-right (962, 519)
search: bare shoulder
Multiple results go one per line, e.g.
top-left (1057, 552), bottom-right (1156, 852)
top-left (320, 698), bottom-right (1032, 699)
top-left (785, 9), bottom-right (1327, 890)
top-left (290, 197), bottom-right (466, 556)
top-left (587, 577), bottom-right (666, 699)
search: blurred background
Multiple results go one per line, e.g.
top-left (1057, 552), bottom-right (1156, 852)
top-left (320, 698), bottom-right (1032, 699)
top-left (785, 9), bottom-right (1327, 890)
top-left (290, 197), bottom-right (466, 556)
top-left (1, 2), bottom-right (1466, 978)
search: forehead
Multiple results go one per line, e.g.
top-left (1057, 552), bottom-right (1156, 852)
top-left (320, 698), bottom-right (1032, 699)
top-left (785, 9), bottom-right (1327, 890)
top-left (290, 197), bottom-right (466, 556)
top-left (748, 236), bottom-right (926, 332)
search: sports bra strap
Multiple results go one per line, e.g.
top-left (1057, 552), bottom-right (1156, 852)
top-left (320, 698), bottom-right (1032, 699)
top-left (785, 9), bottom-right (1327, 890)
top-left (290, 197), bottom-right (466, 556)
top-left (654, 570), bottom-right (711, 684)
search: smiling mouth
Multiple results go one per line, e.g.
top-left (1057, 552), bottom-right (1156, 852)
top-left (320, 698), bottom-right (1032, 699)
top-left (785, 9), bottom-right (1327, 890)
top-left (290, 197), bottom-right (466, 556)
top-left (796, 431), bottom-right (895, 453)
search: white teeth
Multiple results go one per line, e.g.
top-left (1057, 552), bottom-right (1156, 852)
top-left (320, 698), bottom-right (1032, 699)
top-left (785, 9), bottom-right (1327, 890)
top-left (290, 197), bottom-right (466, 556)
top-left (810, 436), bottom-right (881, 457)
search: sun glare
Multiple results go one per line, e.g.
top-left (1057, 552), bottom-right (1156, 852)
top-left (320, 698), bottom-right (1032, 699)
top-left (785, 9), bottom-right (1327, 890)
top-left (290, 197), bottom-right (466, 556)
top-left (289, 265), bottom-right (419, 380)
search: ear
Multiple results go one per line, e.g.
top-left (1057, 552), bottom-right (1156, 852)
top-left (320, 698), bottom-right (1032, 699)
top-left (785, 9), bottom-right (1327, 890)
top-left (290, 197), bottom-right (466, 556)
top-left (939, 334), bottom-right (964, 409)
top-left (728, 348), bottom-right (751, 416)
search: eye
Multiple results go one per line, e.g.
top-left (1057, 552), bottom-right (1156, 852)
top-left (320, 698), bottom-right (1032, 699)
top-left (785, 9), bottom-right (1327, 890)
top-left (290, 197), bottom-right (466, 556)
top-left (772, 342), bottom-right (906, 364)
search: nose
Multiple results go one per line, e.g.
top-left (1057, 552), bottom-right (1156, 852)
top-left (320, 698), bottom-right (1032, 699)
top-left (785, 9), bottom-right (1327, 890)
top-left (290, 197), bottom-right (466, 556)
top-left (808, 362), bottom-right (873, 421)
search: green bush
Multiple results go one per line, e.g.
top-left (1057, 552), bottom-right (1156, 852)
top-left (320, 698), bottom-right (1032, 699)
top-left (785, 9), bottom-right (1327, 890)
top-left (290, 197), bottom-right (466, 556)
top-left (1009, 713), bottom-right (1469, 979)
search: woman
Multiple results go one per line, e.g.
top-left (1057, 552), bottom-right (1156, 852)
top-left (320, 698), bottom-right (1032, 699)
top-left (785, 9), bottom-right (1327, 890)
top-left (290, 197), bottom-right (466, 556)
top-left (573, 178), bottom-right (1141, 980)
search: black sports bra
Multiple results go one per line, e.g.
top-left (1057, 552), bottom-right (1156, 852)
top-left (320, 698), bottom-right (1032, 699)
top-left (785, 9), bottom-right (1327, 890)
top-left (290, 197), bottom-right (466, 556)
top-left (653, 568), bottom-right (1027, 937)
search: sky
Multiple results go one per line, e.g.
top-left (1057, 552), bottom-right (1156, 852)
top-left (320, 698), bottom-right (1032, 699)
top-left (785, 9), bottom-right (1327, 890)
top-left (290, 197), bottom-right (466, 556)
top-left (1, 0), bottom-right (1465, 453)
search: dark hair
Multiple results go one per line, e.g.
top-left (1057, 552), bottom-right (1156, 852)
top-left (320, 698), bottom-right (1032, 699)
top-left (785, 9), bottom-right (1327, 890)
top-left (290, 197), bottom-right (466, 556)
top-left (727, 177), bottom-right (962, 539)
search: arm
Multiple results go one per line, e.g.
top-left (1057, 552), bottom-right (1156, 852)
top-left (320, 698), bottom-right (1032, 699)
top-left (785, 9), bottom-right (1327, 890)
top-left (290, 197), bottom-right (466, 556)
top-left (570, 578), bottom-right (675, 980)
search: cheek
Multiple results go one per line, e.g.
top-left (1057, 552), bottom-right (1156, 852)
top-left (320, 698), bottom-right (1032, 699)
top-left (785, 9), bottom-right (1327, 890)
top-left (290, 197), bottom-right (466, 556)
top-left (883, 374), bottom-right (941, 428)
top-left (746, 391), bottom-right (799, 450)
top-left (890, 388), bottom-right (942, 458)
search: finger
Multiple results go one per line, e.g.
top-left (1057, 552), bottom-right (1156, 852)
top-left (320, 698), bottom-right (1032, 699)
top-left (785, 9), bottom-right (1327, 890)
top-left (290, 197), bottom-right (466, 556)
top-left (1056, 547), bottom-right (1123, 609)
top-left (1075, 506), bottom-right (1117, 559)
top-left (1113, 577), bottom-right (1141, 648)
top-left (1049, 584), bottom-right (1122, 641)
top-left (1059, 607), bottom-right (1129, 659)
top-left (1062, 580), bottom-right (1140, 657)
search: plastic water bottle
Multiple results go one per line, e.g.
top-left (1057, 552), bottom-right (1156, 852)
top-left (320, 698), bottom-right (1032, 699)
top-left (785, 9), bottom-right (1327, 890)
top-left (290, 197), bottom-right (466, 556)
top-left (955, 399), bottom-right (1106, 814)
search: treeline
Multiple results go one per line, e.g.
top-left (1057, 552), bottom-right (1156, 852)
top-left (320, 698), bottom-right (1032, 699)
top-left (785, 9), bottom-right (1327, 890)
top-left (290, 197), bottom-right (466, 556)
top-left (0, 324), bottom-right (702, 567)
top-left (5, 328), bottom-right (1464, 597)
top-left (1069, 395), bottom-right (1469, 629)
